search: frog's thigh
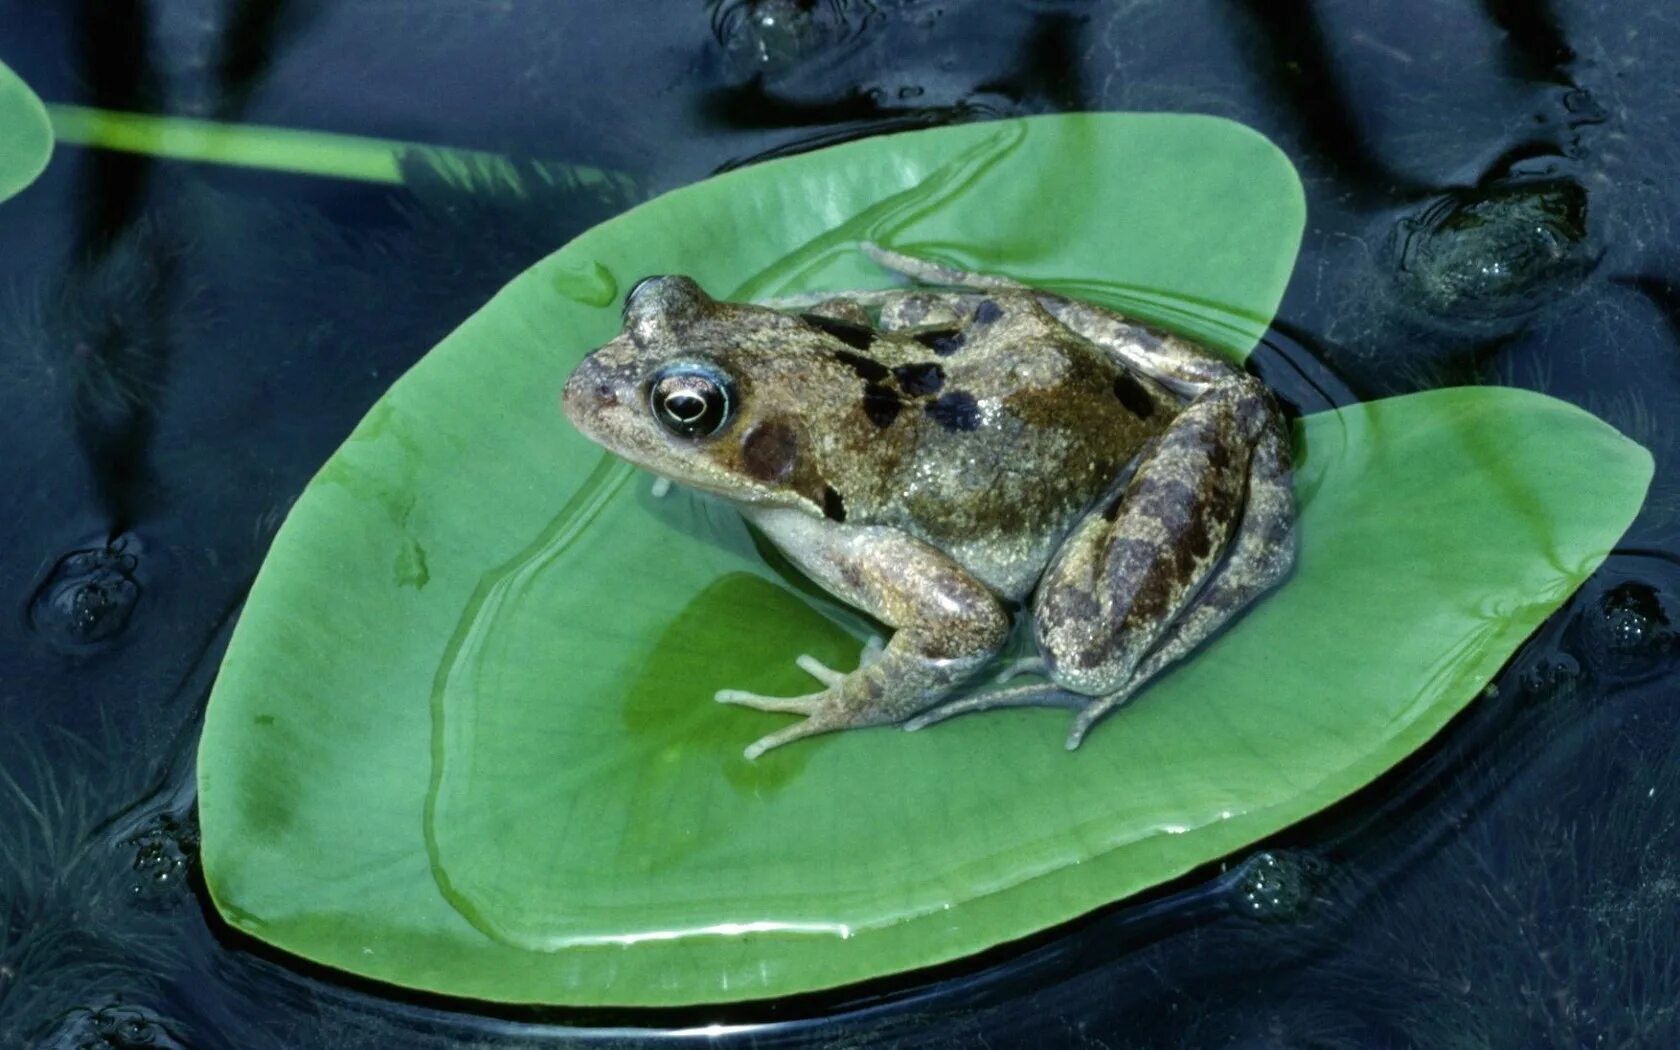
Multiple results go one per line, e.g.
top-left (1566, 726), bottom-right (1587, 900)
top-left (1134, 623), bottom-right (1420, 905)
top-left (1063, 401), bottom-right (1295, 745)
top-left (729, 508), bottom-right (1009, 757)
top-left (1114, 406), bottom-right (1294, 681)
top-left (1034, 380), bottom-right (1262, 697)
top-left (861, 243), bottom-right (1237, 396)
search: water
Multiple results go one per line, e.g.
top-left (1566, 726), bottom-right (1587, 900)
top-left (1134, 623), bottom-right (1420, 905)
top-left (2, 0), bottom-right (1678, 1045)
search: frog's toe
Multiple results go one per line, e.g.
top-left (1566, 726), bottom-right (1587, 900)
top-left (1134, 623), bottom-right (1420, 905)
top-left (742, 712), bottom-right (844, 760)
top-left (793, 637), bottom-right (884, 687)
top-left (794, 655), bottom-right (846, 688)
top-left (714, 688), bottom-right (825, 715)
top-left (1064, 716), bottom-right (1093, 751)
top-left (994, 656), bottom-right (1047, 683)
top-left (1064, 685), bottom-right (1139, 749)
top-left (902, 701), bottom-right (973, 732)
top-left (904, 682), bottom-right (1082, 732)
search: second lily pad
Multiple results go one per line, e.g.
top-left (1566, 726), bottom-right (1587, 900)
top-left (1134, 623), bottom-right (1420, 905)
top-left (0, 58), bottom-right (52, 202)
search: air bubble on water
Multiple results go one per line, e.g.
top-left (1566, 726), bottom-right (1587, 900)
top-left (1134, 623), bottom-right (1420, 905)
top-left (1601, 585), bottom-right (1660, 650)
top-left (124, 812), bottom-right (199, 909)
top-left (28, 538), bottom-right (143, 654)
top-left (713, 0), bottom-right (855, 74)
top-left (1228, 850), bottom-right (1329, 924)
top-left (1580, 580), bottom-right (1676, 681)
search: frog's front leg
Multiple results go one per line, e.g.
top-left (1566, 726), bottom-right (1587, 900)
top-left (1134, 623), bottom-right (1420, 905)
top-left (716, 507), bottom-right (1009, 759)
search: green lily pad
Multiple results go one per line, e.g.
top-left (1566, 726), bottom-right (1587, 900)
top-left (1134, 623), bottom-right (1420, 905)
top-left (197, 114), bottom-right (1651, 1007)
top-left (0, 59), bottom-right (52, 203)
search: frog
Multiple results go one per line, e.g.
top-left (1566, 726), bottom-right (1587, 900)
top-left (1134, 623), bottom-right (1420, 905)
top-left (561, 246), bottom-right (1296, 760)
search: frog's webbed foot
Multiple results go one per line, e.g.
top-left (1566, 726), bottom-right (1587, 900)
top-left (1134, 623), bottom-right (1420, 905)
top-left (718, 511), bottom-right (1007, 759)
top-left (716, 635), bottom-right (882, 711)
top-left (715, 687), bottom-right (847, 760)
top-left (716, 672), bottom-right (848, 760)
top-left (720, 625), bottom-right (984, 760)
top-left (718, 635), bottom-right (881, 700)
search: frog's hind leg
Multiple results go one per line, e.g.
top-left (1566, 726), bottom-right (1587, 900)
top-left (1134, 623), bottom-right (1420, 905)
top-left (1038, 296), bottom-right (1238, 398)
top-left (760, 245), bottom-right (1020, 327)
top-left (755, 289), bottom-right (908, 311)
top-left (1038, 375), bottom-right (1296, 749)
top-left (862, 244), bottom-right (1025, 291)
top-left (863, 244), bottom-right (1243, 397)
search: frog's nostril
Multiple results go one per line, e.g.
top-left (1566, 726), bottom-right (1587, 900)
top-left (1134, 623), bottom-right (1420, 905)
top-left (593, 382), bottom-right (618, 407)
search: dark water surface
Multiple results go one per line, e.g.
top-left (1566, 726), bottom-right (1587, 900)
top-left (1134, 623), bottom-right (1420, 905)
top-left (3, 1), bottom-right (1678, 1046)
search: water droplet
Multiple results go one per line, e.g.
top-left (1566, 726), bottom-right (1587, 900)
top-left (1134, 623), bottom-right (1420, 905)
top-left (549, 259), bottom-right (618, 307)
top-left (1391, 175), bottom-right (1595, 323)
top-left (28, 539), bottom-right (142, 653)
top-left (1228, 850), bottom-right (1328, 923)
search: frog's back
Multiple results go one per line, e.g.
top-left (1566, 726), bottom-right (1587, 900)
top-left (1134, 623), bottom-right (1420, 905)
top-left (846, 295), bottom-right (1178, 599)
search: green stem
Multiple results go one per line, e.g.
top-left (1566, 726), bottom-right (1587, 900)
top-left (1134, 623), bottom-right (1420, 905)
top-left (45, 104), bottom-right (635, 192)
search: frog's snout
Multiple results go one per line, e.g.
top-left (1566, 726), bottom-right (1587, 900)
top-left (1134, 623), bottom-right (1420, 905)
top-left (560, 357), bottom-right (622, 432)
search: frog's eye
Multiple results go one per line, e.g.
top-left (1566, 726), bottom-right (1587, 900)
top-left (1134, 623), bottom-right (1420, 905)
top-left (623, 275), bottom-right (659, 319)
top-left (649, 364), bottom-right (735, 439)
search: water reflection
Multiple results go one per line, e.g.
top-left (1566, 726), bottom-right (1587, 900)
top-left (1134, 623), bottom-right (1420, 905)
top-left (1479, 0), bottom-right (1576, 84)
top-left (1227, 0), bottom-right (1433, 203)
top-left (64, 1), bottom-right (168, 533)
top-left (212, 0), bottom-right (314, 120)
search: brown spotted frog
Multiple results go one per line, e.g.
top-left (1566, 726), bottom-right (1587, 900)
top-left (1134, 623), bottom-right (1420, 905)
top-left (561, 248), bottom-right (1295, 759)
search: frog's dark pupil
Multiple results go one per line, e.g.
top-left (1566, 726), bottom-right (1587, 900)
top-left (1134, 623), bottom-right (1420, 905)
top-left (651, 368), bottom-right (733, 439)
top-left (666, 391), bottom-right (706, 422)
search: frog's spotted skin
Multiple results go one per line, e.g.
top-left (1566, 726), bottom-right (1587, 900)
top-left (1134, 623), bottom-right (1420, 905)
top-left (562, 250), bottom-right (1295, 757)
